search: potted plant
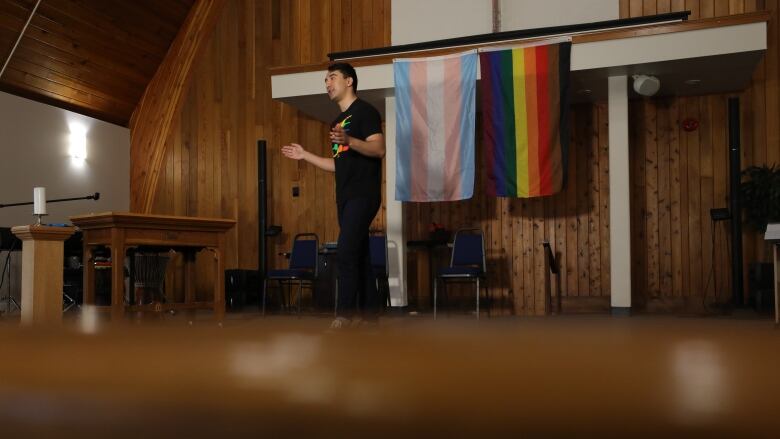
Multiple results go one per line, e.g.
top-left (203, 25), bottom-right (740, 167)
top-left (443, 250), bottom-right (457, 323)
top-left (741, 165), bottom-right (780, 233)
top-left (740, 164), bottom-right (780, 312)
top-left (428, 222), bottom-right (449, 243)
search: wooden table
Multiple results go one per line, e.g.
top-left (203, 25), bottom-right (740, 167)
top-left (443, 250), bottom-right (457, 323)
top-left (70, 212), bottom-right (235, 320)
top-left (406, 240), bottom-right (451, 308)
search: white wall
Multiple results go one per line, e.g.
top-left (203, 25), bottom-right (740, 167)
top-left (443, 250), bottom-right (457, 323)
top-left (391, 0), bottom-right (493, 45)
top-left (0, 91), bottom-right (130, 227)
top-left (500, 0), bottom-right (618, 32)
top-left (391, 0), bottom-right (619, 46)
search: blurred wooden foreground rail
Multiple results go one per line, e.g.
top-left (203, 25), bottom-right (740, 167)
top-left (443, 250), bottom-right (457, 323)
top-left (0, 317), bottom-right (777, 437)
top-left (70, 212), bottom-right (235, 321)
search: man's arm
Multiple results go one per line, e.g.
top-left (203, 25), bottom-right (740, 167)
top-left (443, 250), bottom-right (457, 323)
top-left (330, 125), bottom-right (385, 158)
top-left (281, 143), bottom-right (335, 172)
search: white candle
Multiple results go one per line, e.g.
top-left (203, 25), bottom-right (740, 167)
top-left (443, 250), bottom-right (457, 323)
top-left (33, 187), bottom-right (46, 215)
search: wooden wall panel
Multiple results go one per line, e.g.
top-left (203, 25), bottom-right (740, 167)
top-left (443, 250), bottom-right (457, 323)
top-left (403, 102), bottom-right (612, 315)
top-left (134, 0), bottom-right (777, 310)
top-left (259, 0), bottom-right (391, 275)
top-left (129, 0), bottom-right (227, 214)
top-left (134, 0), bottom-right (390, 299)
top-left (621, 0), bottom-right (777, 308)
top-left (397, 0), bottom-right (776, 314)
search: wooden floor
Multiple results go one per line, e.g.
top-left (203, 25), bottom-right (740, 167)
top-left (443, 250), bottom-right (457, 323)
top-left (0, 311), bottom-right (778, 437)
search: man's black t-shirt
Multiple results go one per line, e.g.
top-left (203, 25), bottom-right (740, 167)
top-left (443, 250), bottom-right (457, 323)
top-left (331, 98), bottom-right (383, 206)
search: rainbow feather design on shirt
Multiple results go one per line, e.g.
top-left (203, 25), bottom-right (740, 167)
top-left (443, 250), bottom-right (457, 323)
top-left (331, 115), bottom-right (352, 158)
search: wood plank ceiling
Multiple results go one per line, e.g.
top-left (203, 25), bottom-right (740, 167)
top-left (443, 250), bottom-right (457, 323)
top-left (0, 0), bottom-right (195, 126)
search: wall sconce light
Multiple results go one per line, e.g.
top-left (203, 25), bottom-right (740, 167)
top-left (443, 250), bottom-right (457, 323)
top-left (69, 123), bottom-right (87, 162)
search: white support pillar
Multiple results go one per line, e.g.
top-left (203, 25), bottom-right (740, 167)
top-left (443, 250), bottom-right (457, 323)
top-left (608, 75), bottom-right (632, 312)
top-left (384, 97), bottom-right (408, 306)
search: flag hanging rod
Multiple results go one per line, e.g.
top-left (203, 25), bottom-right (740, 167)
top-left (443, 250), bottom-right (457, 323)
top-left (327, 11), bottom-right (690, 61)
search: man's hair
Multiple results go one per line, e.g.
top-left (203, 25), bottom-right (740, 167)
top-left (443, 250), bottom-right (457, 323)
top-left (327, 62), bottom-right (358, 91)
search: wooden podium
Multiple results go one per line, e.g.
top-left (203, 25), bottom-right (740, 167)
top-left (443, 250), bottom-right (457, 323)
top-left (70, 212), bottom-right (235, 320)
top-left (765, 223), bottom-right (780, 325)
top-left (11, 225), bottom-right (76, 326)
top-left (775, 243), bottom-right (779, 325)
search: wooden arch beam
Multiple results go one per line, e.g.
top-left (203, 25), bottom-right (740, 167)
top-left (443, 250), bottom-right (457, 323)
top-left (129, 0), bottom-right (228, 213)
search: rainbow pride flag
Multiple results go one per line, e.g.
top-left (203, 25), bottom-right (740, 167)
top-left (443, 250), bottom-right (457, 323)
top-left (393, 51), bottom-right (477, 202)
top-left (478, 41), bottom-right (570, 197)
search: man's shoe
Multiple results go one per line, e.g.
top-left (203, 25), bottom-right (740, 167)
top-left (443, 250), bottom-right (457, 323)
top-left (329, 316), bottom-right (351, 330)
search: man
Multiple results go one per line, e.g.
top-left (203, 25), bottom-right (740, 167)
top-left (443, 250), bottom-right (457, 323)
top-left (281, 63), bottom-right (385, 328)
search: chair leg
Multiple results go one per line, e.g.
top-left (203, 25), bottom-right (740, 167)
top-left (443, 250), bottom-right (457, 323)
top-left (297, 281), bottom-right (302, 316)
top-left (376, 277), bottom-right (390, 310)
top-left (485, 280), bottom-right (490, 318)
top-left (375, 279), bottom-right (382, 311)
top-left (334, 278), bottom-right (339, 318)
top-left (433, 277), bottom-right (437, 320)
top-left (443, 281), bottom-right (448, 317)
top-left (375, 278), bottom-right (380, 313)
top-left (476, 278), bottom-right (480, 320)
top-left (385, 278), bottom-right (391, 308)
top-left (261, 278), bottom-right (267, 316)
top-left (311, 282), bottom-right (316, 315)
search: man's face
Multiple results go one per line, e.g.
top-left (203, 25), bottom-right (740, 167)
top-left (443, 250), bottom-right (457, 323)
top-left (325, 70), bottom-right (352, 102)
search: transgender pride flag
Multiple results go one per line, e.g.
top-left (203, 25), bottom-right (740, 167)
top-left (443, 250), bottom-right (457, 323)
top-left (393, 50), bottom-right (476, 202)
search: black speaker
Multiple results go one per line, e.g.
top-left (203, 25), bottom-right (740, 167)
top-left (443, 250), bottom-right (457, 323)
top-left (225, 269), bottom-right (261, 310)
top-left (728, 97), bottom-right (743, 307)
top-left (258, 140), bottom-right (267, 277)
top-left (748, 263), bottom-right (774, 313)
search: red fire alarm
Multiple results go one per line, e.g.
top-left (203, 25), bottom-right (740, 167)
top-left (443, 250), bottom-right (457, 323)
top-left (682, 117), bottom-right (699, 132)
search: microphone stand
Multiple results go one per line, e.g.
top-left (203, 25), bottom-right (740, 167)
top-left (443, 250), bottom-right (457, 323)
top-left (0, 192), bottom-right (101, 209)
top-left (0, 239), bottom-right (19, 314)
top-left (0, 192), bottom-right (100, 316)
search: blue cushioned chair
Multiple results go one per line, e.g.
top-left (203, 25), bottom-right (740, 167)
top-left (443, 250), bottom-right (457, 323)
top-left (433, 228), bottom-right (486, 320)
top-left (262, 233), bottom-right (318, 316)
top-left (369, 231), bottom-right (390, 308)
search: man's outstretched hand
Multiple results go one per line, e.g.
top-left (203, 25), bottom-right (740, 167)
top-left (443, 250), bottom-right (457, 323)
top-left (281, 143), bottom-right (305, 160)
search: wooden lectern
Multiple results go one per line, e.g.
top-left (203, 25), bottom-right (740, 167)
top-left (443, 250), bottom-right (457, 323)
top-left (10, 225), bottom-right (76, 326)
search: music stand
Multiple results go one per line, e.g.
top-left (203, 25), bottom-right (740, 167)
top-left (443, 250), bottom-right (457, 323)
top-left (0, 227), bottom-right (22, 315)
